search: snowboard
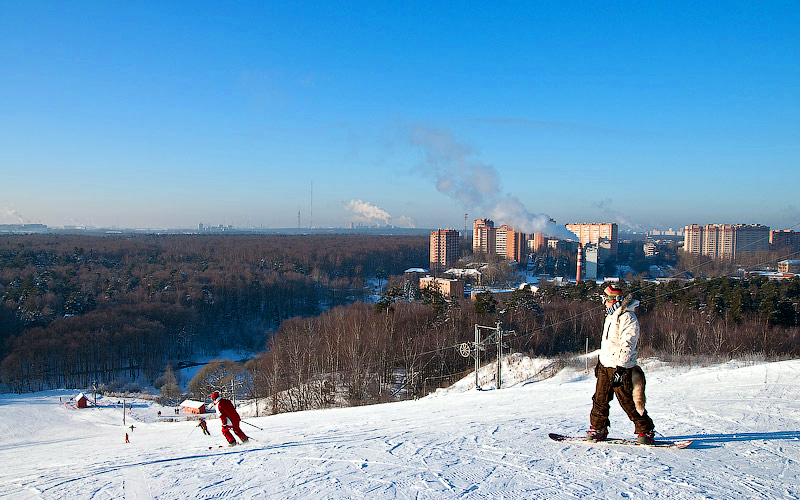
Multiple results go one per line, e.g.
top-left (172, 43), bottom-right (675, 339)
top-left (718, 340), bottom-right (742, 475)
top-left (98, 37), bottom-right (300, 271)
top-left (548, 433), bottom-right (692, 449)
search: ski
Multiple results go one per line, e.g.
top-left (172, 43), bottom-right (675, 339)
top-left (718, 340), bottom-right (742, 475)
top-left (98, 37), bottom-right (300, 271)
top-left (207, 438), bottom-right (258, 450)
top-left (549, 433), bottom-right (692, 449)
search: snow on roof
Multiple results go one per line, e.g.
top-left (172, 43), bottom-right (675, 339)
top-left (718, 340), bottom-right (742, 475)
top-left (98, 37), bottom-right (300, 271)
top-left (76, 392), bottom-right (87, 400)
top-left (180, 399), bottom-right (206, 409)
top-left (778, 259), bottom-right (800, 264)
top-left (404, 268), bottom-right (428, 273)
top-left (445, 268), bottom-right (482, 276)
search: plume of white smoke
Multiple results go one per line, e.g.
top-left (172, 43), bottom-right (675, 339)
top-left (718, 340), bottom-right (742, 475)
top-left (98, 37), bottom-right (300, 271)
top-left (409, 127), bottom-right (499, 207)
top-left (343, 200), bottom-right (416, 228)
top-left (345, 199), bottom-right (391, 224)
top-left (490, 196), bottom-right (577, 240)
top-left (409, 125), bottom-right (576, 240)
top-left (391, 215), bottom-right (416, 228)
top-left (3, 207), bottom-right (26, 224)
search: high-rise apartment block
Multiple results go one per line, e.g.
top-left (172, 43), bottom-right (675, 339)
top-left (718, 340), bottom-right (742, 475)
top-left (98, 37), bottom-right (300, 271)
top-left (771, 230), bottom-right (800, 251)
top-left (565, 223), bottom-right (618, 256)
top-left (683, 224), bottom-right (770, 259)
top-left (430, 229), bottom-right (460, 274)
top-left (496, 225), bottom-right (528, 263)
top-left (528, 232), bottom-right (546, 252)
top-left (473, 219), bottom-right (496, 255)
top-left (472, 219), bottom-right (528, 263)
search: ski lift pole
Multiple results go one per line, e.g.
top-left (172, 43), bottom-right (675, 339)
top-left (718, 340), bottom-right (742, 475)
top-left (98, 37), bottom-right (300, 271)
top-left (474, 324), bottom-right (480, 390)
top-left (496, 321), bottom-right (502, 390)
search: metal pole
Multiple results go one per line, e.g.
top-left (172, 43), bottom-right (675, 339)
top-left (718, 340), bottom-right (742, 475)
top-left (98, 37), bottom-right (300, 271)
top-left (474, 324), bottom-right (480, 390)
top-left (496, 322), bottom-right (502, 390)
top-left (241, 420), bottom-right (264, 431)
top-left (585, 337), bottom-right (589, 373)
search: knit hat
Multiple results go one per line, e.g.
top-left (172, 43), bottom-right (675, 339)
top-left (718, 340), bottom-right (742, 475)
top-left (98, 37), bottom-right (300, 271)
top-left (602, 284), bottom-right (623, 300)
top-left (210, 391), bottom-right (220, 401)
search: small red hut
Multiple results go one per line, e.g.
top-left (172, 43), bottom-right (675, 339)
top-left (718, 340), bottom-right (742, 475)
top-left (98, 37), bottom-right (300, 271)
top-left (180, 399), bottom-right (207, 414)
top-left (76, 393), bottom-right (89, 409)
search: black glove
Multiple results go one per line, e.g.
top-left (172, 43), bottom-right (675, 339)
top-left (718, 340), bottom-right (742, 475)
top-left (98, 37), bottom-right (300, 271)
top-left (594, 361), bottom-right (600, 378)
top-left (612, 367), bottom-right (624, 387)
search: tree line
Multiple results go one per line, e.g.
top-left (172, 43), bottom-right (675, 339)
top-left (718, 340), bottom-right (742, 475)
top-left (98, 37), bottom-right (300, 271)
top-left (0, 233), bottom-right (427, 391)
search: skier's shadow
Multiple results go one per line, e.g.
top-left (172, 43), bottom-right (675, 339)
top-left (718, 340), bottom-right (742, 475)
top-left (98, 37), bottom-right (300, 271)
top-left (667, 431), bottom-right (800, 449)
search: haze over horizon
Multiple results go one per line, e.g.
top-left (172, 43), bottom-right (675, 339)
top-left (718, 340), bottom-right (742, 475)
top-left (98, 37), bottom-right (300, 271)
top-left (2, 3), bottom-right (798, 234)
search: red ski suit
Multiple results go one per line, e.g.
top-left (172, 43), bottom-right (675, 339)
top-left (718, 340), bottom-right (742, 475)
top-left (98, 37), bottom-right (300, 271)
top-left (213, 397), bottom-right (249, 444)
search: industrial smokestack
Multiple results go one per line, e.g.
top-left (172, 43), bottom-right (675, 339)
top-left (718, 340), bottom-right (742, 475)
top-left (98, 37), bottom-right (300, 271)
top-left (576, 244), bottom-right (583, 283)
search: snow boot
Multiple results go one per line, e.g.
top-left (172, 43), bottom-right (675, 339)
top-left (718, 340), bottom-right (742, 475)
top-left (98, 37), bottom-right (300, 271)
top-left (637, 431), bottom-right (655, 445)
top-left (586, 427), bottom-right (608, 442)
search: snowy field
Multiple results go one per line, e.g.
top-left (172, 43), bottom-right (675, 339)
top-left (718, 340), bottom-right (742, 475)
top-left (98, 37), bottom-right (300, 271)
top-left (1, 357), bottom-right (799, 499)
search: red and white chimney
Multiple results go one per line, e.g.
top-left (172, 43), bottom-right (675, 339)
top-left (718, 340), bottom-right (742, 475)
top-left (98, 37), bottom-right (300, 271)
top-left (576, 244), bottom-right (583, 283)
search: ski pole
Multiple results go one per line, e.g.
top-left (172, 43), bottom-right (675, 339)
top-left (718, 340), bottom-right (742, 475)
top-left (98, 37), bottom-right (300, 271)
top-left (241, 420), bottom-right (264, 431)
top-left (186, 426), bottom-right (197, 439)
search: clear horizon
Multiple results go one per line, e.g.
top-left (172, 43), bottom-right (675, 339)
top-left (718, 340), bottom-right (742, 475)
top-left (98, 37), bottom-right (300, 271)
top-left (2, 3), bottom-right (798, 235)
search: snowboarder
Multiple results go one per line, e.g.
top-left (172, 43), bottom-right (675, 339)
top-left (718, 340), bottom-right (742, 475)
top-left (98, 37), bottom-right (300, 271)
top-left (588, 284), bottom-right (656, 445)
top-left (197, 418), bottom-right (211, 436)
top-left (210, 391), bottom-right (249, 445)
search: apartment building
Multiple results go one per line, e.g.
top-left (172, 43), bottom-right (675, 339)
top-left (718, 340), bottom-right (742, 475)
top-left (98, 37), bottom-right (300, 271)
top-left (777, 260), bottom-right (800, 273)
top-left (429, 229), bottom-right (460, 274)
top-left (528, 232), bottom-right (546, 252)
top-left (683, 223), bottom-right (770, 259)
top-left (472, 219), bottom-right (496, 255)
top-left (496, 224), bottom-right (528, 263)
top-left (419, 276), bottom-right (465, 299)
top-left (771, 230), bottom-right (800, 251)
top-left (472, 219), bottom-right (528, 263)
top-left (565, 222), bottom-right (618, 255)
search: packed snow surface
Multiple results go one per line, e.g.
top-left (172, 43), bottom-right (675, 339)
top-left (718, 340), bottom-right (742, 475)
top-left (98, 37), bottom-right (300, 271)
top-left (2, 357), bottom-right (799, 499)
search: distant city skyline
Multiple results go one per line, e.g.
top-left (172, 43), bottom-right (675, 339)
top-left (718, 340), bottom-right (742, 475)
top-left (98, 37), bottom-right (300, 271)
top-left (2, 3), bottom-right (798, 234)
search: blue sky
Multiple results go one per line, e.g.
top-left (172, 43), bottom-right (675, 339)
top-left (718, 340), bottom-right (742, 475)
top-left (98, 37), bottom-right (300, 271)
top-left (1, 2), bottom-right (798, 233)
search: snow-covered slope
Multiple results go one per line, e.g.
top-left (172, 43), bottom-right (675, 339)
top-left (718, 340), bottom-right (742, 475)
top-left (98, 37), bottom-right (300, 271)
top-left (1, 357), bottom-right (799, 499)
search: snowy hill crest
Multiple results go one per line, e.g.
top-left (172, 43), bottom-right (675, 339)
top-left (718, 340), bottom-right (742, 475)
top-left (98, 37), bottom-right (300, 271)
top-left (2, 356), bottom-right (799, 499)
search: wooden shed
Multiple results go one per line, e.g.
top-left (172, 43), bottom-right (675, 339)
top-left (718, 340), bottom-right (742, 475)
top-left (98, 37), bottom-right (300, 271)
top-left (180, 399), bottom-right (207, 414)
top-left (76, 393), bottom-right (89, 409)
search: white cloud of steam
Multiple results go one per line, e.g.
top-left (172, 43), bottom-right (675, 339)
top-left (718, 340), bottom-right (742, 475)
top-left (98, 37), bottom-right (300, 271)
top-left (409, 125), bottom-right (576, 240)
top-left (490, 196), bottom-right (577, 240)
top-left (409, 127), bottom-right (500, 207)
top-left (344, 200), bottom-right (415, 228)
top-left (3, 207), bottom-right (26, 224)
top-left (391, 215), bottom-right (416, 228)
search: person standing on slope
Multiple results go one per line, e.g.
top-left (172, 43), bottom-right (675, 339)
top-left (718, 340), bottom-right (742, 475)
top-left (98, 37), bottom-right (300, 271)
top-left (197, 417), bottom-right (211, 436)
top-left (210, 391), bottom-right (249, 446)
top-left (587, 284), bottom-right (656, 445)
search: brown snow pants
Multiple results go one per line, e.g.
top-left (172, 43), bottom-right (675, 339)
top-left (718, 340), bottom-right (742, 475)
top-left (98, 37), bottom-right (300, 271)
top-left (590, 363), bottom-right (654, 435)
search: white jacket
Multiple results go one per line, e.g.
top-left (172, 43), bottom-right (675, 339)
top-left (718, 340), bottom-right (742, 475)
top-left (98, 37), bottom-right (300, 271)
top-left (598, 295), bottom-right (640, 369)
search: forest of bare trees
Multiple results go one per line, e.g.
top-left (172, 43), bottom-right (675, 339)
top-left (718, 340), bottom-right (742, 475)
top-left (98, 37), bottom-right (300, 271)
top-left (2, 233), bottom-right (798, 407)
top-left (0, 234), bottom-right (427, 391)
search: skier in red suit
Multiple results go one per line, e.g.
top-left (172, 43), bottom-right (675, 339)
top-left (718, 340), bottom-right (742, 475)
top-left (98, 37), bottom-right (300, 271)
top-left (210, 391), bottom-right (249, 445)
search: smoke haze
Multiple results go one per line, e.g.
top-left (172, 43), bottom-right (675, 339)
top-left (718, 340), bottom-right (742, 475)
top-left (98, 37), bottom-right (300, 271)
top-left (344, 199), bottom-right (415, 228)
top-left (2, 207), bottom-right (26, 224)
top-left (409, 126), bottom-right (576, 240)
